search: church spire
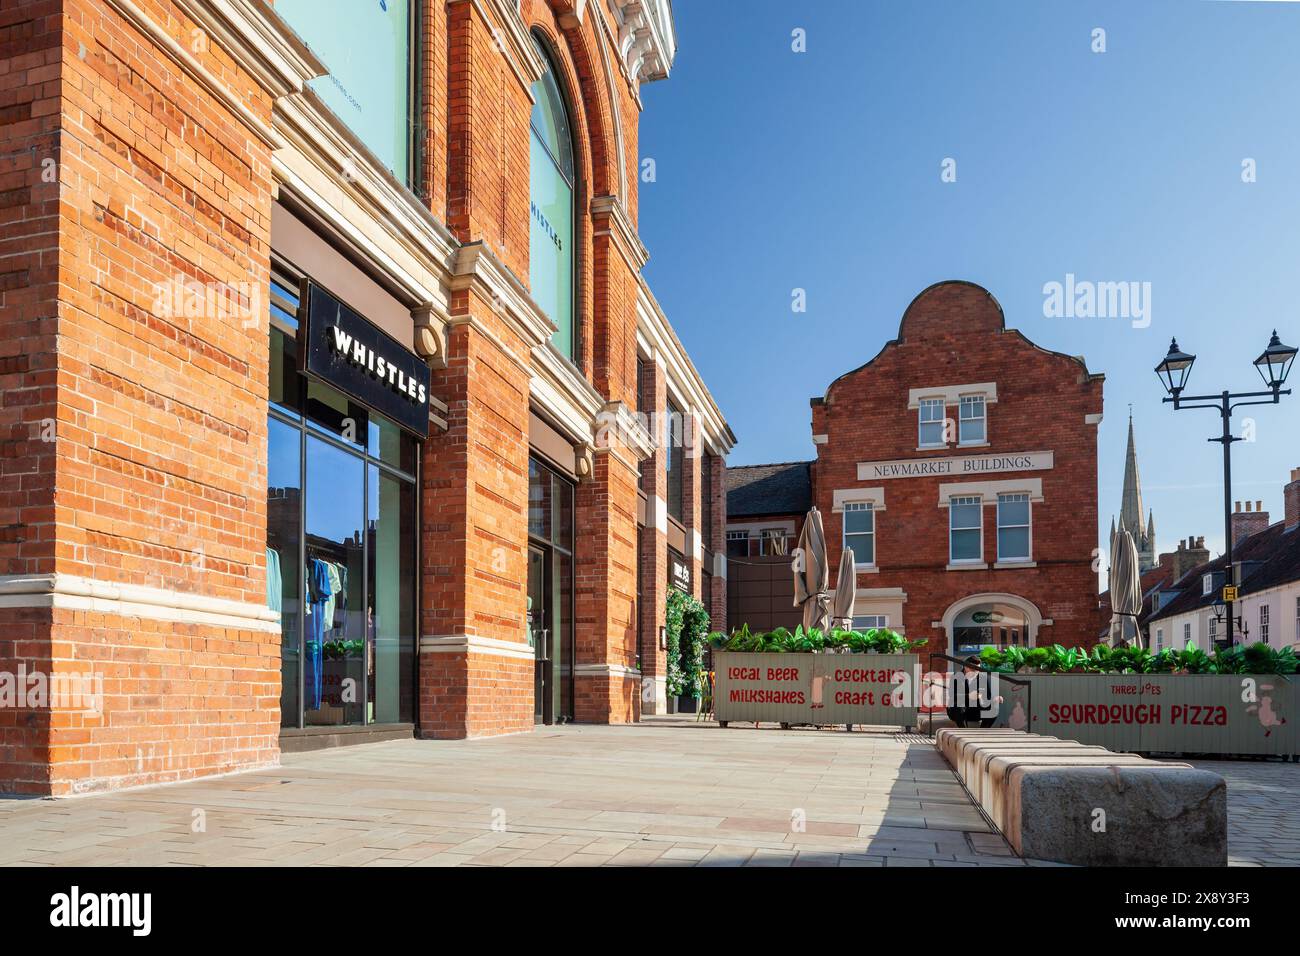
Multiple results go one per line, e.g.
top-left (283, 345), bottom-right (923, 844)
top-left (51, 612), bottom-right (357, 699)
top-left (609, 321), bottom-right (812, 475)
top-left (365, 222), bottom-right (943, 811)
top-left (1116, 410), bottom-right (1157, 571)
top-left (1120, 410), bottom-right (1145, 538)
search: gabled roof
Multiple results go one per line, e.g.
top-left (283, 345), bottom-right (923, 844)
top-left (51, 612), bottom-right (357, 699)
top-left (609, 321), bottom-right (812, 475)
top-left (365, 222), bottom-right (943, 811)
top-left (725, 461), bottom-right (813, 519)
top-left (1146, 522), bottom-right (1298, 625)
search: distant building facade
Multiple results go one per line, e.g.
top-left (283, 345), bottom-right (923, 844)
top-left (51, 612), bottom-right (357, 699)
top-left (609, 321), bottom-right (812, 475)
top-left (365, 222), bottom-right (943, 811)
top-left (1146, 469), bottom-right (1300, 651)
top-left (727, 281), bottom-right (1106, 654)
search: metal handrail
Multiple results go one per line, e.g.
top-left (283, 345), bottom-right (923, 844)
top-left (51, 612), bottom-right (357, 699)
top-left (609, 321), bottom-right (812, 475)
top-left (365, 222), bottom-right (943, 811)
top-left (925, 652), bottom-right (1033, 738)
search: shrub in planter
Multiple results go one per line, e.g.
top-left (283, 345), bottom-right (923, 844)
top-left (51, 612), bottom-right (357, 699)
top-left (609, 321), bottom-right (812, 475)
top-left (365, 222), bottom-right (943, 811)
top-left (708, 623), bottom-right (925, 655)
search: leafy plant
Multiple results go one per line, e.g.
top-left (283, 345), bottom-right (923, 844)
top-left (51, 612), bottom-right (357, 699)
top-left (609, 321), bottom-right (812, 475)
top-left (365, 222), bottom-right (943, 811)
top-left (666, 590), bottom-right (709, 699)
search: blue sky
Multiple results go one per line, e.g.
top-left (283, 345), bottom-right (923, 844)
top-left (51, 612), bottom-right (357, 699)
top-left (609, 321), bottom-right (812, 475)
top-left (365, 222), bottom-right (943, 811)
top-left (639, 0), bottom-right (1300, 566)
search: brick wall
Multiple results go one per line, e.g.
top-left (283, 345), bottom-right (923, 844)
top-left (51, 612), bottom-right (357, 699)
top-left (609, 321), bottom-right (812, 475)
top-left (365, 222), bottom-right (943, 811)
top-left (811, 282), bottom-right (1104, 650)
top-left (1, 0), bottom-right (281, 794)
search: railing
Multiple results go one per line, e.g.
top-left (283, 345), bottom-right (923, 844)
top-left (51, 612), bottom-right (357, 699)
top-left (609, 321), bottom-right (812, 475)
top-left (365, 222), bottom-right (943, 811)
top-left (925, 651), bottom-right (1033, 738)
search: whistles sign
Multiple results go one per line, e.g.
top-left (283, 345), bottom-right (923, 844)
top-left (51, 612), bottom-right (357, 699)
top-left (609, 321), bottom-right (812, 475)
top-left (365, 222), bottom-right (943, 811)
top-left (298, 280), bottom-right (431, 437)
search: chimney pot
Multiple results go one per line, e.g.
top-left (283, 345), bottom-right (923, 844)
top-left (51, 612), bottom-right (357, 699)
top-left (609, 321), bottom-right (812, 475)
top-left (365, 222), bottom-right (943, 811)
top-left (1256, 500), bottom-right (1263, 511)
top-left (1235, 501), bottom-right (1241, 513)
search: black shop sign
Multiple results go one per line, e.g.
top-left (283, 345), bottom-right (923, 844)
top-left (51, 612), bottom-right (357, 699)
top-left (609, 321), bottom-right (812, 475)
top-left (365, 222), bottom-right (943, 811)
top-left (298, 280), bottom-right (431, 437)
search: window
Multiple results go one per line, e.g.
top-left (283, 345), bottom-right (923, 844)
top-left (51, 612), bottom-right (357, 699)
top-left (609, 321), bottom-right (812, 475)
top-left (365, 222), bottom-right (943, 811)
top-left (665, 398), bottom-right (684, 523)
top-left (1183, 622), bottom-right (1192, 644)
top-left (1202, 574), bottom-right (1214, 596)
top-left (1260, 603), bottom-right (1270, 645)
top-left (726, 530), bottom-right (749, 559)
top-left (760, 528), bottom-right (790, 556)
top-left (996, 493), bottom-right (1031, 562)
top-left (276, 0), bottom-right (413, 184)
top-left (1154, 627), bottom-right (1164, 652)
top-left (843, 502), bottom-right (875, 566)
top-left (852, 615), bottom-right (888, 630)
top-left (918, 398), bottom-right (945, 446)
top-left (949, 496), bottom-right (983, 563)
top-left (529, 35), bottom-right (576, 359)
top-left (1208, 615), bottom-right (1218, 640)
top-left (1296, 597), bottom-right (1300, 647)
top-left (958, 395), bottom-right (986, 444)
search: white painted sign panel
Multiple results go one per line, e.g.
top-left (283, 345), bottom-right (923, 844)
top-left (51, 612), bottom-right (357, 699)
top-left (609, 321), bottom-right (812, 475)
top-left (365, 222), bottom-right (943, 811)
top-left (857, 450), bottom-right (1054, 482)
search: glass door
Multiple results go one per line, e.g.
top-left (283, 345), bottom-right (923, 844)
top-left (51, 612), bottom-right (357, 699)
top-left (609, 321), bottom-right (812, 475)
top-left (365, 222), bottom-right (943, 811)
top-left (528, 545), bottom-right (549, 724)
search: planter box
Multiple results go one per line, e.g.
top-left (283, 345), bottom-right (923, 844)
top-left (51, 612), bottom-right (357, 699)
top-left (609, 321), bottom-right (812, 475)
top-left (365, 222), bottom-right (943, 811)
top-left (713, 651), bottom-right (919, 729)
top-left (988, 672), bottom-right (1298, 757)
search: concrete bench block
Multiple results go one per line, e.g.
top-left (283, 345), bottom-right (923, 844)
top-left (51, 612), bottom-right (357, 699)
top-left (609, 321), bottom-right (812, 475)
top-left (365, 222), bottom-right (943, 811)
top-left (1005, 765), bottom-right (1227, 866)
top-left (984, 753), bottom-right (1158, 828)
top-left (962, 745), bottom-right (1109, 795)
top-left (936, 728), bottom-right (1049, 765)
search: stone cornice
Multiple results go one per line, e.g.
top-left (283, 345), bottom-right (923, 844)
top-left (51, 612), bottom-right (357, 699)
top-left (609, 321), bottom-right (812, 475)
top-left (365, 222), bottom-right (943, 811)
top-left (450, 241), bottom-right (556, 350)
top-left (179, 0), bottom-right (326, 99)
top-left (612, 0), bottom-right (675, 86)
top-left (590, 194), bottom-right (649, 272)
top-left (272, 89), bottom-right (459, 314)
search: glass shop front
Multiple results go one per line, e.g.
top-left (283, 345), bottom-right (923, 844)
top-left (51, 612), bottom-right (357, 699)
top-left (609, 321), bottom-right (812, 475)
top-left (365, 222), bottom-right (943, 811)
top-left (266, 263), bottom-right (425, 731)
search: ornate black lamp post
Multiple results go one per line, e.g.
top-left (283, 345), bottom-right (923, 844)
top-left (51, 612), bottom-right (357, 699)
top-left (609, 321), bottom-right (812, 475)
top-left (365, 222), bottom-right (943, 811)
top-left (1154, 331), bottom-right (1296, 647)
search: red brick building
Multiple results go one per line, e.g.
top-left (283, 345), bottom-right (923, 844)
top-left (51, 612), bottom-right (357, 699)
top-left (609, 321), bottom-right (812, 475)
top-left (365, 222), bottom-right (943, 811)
top-left (731, 281), bottom-right (1104, 656)
top-left (0, 0), bottom-right (730, 795)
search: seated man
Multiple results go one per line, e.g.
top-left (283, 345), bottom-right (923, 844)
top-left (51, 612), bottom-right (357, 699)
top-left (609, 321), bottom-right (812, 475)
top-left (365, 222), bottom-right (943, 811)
top-left (946, 656), bottom-right (1002, 727)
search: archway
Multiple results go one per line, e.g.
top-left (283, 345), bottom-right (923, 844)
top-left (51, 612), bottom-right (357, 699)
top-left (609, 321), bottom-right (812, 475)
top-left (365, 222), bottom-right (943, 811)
top-left (940, 593), bottom-right (1044, 659)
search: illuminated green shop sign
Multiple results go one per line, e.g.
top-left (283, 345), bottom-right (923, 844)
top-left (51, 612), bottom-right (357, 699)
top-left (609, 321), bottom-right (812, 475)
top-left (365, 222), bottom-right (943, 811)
top-left (277, 0), bottom-right (410, 182)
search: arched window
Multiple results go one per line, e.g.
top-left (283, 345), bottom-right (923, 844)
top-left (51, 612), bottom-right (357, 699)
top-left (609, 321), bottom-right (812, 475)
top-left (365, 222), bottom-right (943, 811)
top-left (529, 34), bottom-right (576, 361)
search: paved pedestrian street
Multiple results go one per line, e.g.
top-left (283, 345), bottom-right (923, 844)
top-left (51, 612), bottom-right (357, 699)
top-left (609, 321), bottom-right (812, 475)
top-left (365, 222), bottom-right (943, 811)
top-left (0, 719), bottom-right (1293, 867)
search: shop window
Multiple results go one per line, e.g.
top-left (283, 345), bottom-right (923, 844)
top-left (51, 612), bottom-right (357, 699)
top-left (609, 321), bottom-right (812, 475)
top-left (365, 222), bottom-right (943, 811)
top-left (843, 502), bottom-right (875, 567)
top-left (267, 271), bottom-right (419, 732)
top-left (529, 34), bottom-right (577, 361)
top-left (276, 0), bottom-right (413, 185)
top-left (918, 398), bottom-right (945, 446)
top-left (949, 496), bottom-right (983, 563)
top-left (996, 493), bottom-right (1031, 561)
top-left (959, 395), bottom-right (986, 444)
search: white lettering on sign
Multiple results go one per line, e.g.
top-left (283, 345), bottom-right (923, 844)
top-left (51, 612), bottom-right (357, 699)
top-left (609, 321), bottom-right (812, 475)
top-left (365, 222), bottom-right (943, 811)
top-left (329, 325), bottom-right (428, 406)
top-left (856, 451), bottom-right (1053, 481)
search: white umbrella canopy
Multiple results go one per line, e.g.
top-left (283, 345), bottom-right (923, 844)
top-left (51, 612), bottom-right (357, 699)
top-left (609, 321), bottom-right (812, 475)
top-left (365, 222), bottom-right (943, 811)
top-left (1109, 528), bottom-right (1143, 648)
top-left (793, 506), bottom-right (830, 633)
top-left (830, 544), bottom-right (856, 631)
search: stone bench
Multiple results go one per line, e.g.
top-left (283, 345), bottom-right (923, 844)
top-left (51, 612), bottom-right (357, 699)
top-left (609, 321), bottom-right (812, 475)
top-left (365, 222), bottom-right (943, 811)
top-left (936, 728), bottom-right (1227, 866)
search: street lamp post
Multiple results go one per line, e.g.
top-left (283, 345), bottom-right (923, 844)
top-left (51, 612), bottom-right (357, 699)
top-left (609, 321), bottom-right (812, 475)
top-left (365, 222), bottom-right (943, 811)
top-left (1154, 331), bottom-right (1297, 648)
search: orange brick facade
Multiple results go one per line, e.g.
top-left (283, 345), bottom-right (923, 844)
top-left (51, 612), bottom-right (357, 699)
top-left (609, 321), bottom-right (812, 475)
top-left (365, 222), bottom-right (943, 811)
top-left (808, 281), bottom-right (1105, 655)
top-left (0, 0), bottom-right (732, 794)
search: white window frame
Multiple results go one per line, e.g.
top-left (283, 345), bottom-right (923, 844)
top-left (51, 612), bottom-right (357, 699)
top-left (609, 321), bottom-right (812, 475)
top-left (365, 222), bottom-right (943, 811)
top-left (1154, 627), bottom-right (1164, 652)
top-left (1208, 615), bottom-right (1218, 641)
top-left (843, 501), bottom-right (876, 568)
top-left (918, 397), bottom-right (946, 448)
top-left (1202, 574), bottom-right (1214, 596)
top-left (852, 614), bottom-right (888, 630)
top-left (995, 492), bottom-right (1031, 562)
top-left (958, 394), bottom-right (986, 446)
top-left (1183, 621), bottom-right (1192, 644)
top-left (948, 495), bottom-right (983, 564)
top-left (1260, 603), bottom-right (1270, 645)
